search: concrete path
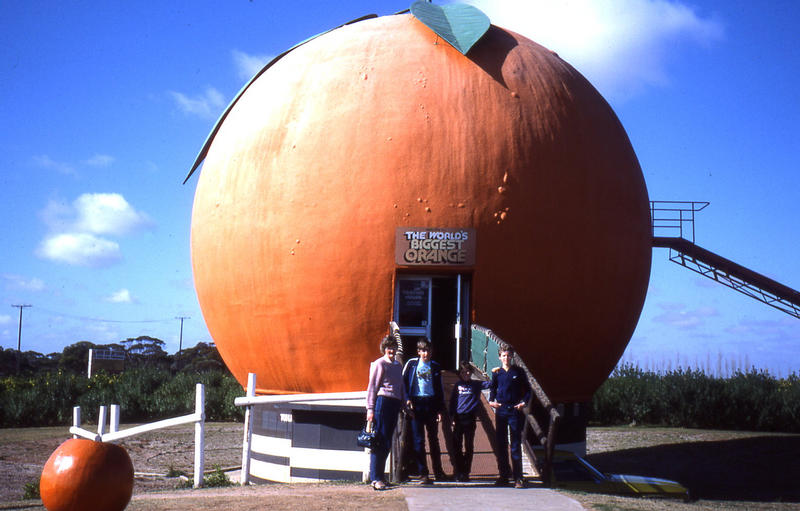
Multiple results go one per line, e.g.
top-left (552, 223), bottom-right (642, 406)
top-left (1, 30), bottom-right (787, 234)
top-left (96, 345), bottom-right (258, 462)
top-left (402, 484), bottom-right (586, 511)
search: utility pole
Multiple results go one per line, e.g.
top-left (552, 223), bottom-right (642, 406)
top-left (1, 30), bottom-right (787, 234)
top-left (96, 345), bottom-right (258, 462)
top-left (11, 304), bottom-right (31, 373)
top-left (175, 316), bottom-right (190, 369)
top-left (176, 316), bottom-right (190, 354)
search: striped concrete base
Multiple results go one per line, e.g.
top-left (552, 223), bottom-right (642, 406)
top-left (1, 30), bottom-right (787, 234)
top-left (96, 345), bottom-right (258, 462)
top-left (247, 397), bottom-right (378, 483)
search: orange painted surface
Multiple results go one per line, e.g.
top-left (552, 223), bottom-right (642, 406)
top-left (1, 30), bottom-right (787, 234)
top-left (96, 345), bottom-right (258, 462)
top-left (191, 14), bottom-right (651, 402)
top-left (40, 439), bottom-right (133, 511)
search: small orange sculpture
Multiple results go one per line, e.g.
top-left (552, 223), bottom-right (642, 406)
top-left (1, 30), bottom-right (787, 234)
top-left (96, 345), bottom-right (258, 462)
top-left (40, 439), bottom-right (134, 511)
top-left (191, 13), bottom-right (650, 402)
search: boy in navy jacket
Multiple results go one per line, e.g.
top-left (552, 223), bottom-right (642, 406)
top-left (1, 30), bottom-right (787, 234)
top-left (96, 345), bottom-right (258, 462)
top-left (489, 346), bottom-right (531, 488)
top-left (449, 361), bottom-right (490, 482)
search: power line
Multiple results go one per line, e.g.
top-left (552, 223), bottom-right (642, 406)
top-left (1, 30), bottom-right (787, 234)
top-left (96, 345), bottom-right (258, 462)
top-left (31, 306), bottom-right (176, 324)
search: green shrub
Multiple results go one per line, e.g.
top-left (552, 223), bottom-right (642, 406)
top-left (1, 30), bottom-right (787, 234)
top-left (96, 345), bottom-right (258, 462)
top-left (204, 465), bottom-right (234, 487)
top-left (0, 368), bottom-right (243, 427)
top-left (165, 465), bottom-right (187, 478)
top-left (177, 465), bottom-right (233, 489)
top-left (22, 480), bottom-right (40, 500)
top-left (0, 371), bottom-right (87, 426)
top-left (590, 364), bottom-right (800, 433)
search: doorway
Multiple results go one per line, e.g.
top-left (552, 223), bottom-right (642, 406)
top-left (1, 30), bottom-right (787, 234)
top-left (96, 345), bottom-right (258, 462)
top-left (393, 274), bottom-right (470, 370)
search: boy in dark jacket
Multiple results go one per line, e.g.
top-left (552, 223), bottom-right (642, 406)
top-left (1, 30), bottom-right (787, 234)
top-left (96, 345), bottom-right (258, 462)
top-left (489, 346), bottom-right (531, 488)
top-left (402, 339), bottom-right (446, 484)
top-left (449, 361), bottom-right (490, 482)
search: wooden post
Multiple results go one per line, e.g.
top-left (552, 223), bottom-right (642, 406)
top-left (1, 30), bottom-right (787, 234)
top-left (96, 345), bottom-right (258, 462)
top-left (543, 414), bottom-right (560, 486)
top-left (194, 384), bottom-right (206, 488)
top-left (389, 322), bottom-right (405, 484)
top-left (240, 373), bottom-right (256, 486)
top-left (391, 413), bottom-right (404, 483)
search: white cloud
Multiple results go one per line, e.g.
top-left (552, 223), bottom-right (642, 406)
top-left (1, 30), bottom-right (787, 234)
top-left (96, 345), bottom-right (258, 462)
top-left (39, 199), bottom-right (74, 233)
top-left (85, 322), bottom-right (120, 343)
top-left (32, 154), bottom-right (76, 176)
top-left (85, 154), bottom-right (115, 167)
top-left (725, 318), bottom-right (800, 341)
top-left (143, 160), bottom-right (159, 173)
top-left (41, 193), bottom-right (153, 237)
top-left (0, 315), bottom-right (11, 325)
top-left (73, 193), bottom-right (153, 236)
top-left (232, 49), bottom-right (274, 82)
top-left (170, 87), bottom-right (226, 119)
top-left (36, 233), bottom-right (122, 268)
top-left (652, 302), bottom-right (718, 329)
top-left (36, 193), bottom-right (153, 267)
top-left (457, 0), bottom-right (724, 102)
top-left (106, 288), bottom-right (134, 303)
top-left (2, 274), bottom-right (45, 292)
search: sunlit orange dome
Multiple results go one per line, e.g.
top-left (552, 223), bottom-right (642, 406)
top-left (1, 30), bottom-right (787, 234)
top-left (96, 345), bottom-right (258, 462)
top-left (190, 12), bottom-right (651, 402)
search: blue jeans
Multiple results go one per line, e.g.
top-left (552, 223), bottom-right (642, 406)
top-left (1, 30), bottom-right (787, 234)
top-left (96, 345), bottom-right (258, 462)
top-left (452, 411), bottom-right (477, 476)
top-left (369, 396), bottom-right (401, 483)
top-left (494, 407), bottom-right (524, 480)
top-left (409, 396), bottom-right (443, 476)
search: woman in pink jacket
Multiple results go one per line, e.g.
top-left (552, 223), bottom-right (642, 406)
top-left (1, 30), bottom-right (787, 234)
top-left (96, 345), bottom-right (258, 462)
top-left (366, 335), bottom-right (406, 490)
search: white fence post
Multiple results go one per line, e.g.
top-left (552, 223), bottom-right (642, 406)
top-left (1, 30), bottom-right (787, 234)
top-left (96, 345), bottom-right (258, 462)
top-left (97, 406), bottom-right (107, 436)
top-left (110, 405), bottom-right (120, 433)
top-left (87, 349), bottom-right (94, 379)
top-left (240, 373), bottom-right (256, 486)
top-left (193, 383), bottom-right (206, 488)
top-left (72, 407), bottom-right (81, 439)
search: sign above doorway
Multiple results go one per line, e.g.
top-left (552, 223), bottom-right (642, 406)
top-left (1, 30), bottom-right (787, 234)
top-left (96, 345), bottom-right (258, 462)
top-left (395, 227), bottom-right (476, 266)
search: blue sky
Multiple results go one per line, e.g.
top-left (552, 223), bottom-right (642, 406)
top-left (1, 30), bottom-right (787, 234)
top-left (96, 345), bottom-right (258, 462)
top-left (1, 0), bottom-right (798, 376)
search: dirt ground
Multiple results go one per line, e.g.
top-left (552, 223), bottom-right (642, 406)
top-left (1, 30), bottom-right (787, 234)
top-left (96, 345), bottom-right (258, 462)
top-left (0, 422), bottom-right (243, 502)
top-left (1, 423), bottom-right (799, 511)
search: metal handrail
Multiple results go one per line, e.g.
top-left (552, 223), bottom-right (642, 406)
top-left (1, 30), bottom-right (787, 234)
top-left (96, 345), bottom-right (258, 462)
top-left (470, 325), bottom-right (560, 486)
top-left (650, 200), bottom-right (709, 243)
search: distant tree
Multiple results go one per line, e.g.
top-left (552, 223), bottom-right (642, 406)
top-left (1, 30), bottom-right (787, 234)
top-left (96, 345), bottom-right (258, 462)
top-left (122, 336), bottom-right (169, 369)
top-left (1, 347), bottom-right (59, 376)
top-left (44, 351), bottom-right (61, 369)
top-left (0, 348), bottom-right (48, 375)
top-left (56, 341), bottom-right (127, 375)
top-left (30, 351), bottom-right (60, 373)
top-left (121, 336), bottom-right (166, 356)
top-left (58, 341), bottom-right (97, 374)
top-left (0, 348), bottom-right (17, 376)
top-left (176, 342), bottom-right (226, 373)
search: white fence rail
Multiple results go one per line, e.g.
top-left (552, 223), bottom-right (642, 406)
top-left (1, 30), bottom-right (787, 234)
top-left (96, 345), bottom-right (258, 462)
top-left (70, 383), bottom-right (206, 488)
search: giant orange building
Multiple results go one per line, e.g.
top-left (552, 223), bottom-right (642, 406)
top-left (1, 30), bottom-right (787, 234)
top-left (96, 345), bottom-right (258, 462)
top-left (189, 7), bottom-right (650, 440)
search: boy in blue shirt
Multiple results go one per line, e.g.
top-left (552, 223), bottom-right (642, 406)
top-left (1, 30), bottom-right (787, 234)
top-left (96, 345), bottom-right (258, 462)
top-left (489, 346), bottom-right (531, 488)
top-left (449, 361), bottom-right (490, 482)
top-left (403, 339), bottom-right (446, 484)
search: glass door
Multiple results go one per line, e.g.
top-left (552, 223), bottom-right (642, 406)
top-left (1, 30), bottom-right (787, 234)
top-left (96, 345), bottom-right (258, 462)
top-left (394, 274), bottom-right (470, 369)
top-left (394, 277), bottom-right (432, 340)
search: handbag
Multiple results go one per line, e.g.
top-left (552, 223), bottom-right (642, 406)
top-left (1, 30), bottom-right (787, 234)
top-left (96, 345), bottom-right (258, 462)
top-left (357, 420), bottom-right (379, 449)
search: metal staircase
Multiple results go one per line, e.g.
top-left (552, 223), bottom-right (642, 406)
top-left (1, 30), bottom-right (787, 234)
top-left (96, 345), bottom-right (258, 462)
top-left (651, 201), bottom-right (800, 320)
top-left (470, 325), bottom-right (561, 486)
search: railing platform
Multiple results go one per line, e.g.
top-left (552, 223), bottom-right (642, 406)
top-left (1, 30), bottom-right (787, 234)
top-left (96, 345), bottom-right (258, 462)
top-left (651, 201), bottom-right (800, 319)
